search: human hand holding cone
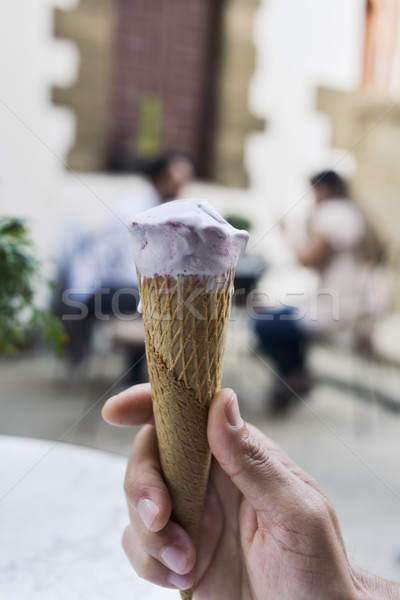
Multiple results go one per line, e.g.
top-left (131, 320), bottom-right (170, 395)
top-left (130, 200), bottom-right (248, 599)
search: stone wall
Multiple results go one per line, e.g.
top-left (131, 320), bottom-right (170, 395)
top-left (212, 0), bottom-right (264, 187)
top-left (53, 0), bottom-right (116, 172)
top-left (52, 0), bottom-right (264, 185)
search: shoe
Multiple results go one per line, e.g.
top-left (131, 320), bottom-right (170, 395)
top-left (267, 390), bottom-right (295, 417)
top-left (267, 369), bottom-right (314, 417)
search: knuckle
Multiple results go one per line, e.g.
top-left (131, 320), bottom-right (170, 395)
top-left (325, 498), bottom-right (340, 526)
top-left (242, 429), bottom-right (269, 469)
top-left (241, 429), bottom-right (284, 483)
top-left (136, 553), bottom-right (155, 579)
top-left (302, 492), bottom-right (331, 529)
top-left (124, 473), bottom-right (140, 503)
top-left (122, 524), bottom-right (131, 549)
top-left (123, 524), bottom-right (165, 584)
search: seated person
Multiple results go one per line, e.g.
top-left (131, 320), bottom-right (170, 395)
top-left (254, 170), bottom-right (385, 414)
top-left (57, 152), bottom-right (193, 381)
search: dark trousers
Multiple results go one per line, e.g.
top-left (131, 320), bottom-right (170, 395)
top-left (63, 288), bottom-right (144, 384)
top-left (254, 307), bottom-right (308, 376)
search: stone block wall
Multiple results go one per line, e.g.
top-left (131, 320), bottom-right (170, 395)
top-left (53, 0), bottom-right (115, 171)
top-left (318, 87), bottom-right (400, 238)
top-left (52, 0), bottom-right (264, 186)
top-left (212, 0), bottom-right (265, 187)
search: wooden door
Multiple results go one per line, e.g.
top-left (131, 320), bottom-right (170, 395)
top-left (106, 0), bottom-right (222, 177)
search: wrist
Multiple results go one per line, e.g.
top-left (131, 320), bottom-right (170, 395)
top-left (351, 565), bottom-right (400, 599)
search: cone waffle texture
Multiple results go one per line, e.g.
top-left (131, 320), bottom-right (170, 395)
top-left (138, 271), bottom-right (234, 600)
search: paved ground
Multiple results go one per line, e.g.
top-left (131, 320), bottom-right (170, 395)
top-left (1, 329), bottom-right (400, 583)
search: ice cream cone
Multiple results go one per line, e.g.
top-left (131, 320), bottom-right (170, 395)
top-left (180, 590), bottom-right (194, 600)
top-left (129, 199), bottom-right (249, 599)
top-left (138, 271), bottom-right (233, 599)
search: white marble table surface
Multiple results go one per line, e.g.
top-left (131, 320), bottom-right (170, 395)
top-left (0, 436), bottom-right (177, 600)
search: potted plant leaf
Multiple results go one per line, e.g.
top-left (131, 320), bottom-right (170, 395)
top-left (0, 217), bottom-right (66, 356)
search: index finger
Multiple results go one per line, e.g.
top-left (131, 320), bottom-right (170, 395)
top-left (102, 383), bottom-right (154, 427)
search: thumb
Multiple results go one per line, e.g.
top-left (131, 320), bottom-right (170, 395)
top-left (208, 389), bottom-right (290, 512)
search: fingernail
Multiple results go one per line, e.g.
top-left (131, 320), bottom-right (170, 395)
top-left (168, 571), bottom-right (193, 589)
top-left (225, 396), bottom-right (243, 428)
top-left (161, 545), bottom-right (188, 574)
top-left (138, 498), bottom-right (159, 530)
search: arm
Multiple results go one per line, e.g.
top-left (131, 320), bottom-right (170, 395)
top-left (295, 231), bottom-right (332, 269)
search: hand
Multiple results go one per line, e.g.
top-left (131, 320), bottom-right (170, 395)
top-left (102, 385), bottom-right (394, 599)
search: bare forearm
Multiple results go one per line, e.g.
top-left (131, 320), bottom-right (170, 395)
top-left (295, 238), bottom-right (331, 269)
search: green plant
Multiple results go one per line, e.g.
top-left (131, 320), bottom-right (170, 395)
top-left (0, 217), bottom-right (66, 356)
top-left (224, 214), bottom-right (252, 233)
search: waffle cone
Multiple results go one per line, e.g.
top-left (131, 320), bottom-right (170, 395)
top-left (138, 272), bottom-right (233, 599)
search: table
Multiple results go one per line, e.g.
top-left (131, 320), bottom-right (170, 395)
top-left (0, 436), bottom-right (177, 600)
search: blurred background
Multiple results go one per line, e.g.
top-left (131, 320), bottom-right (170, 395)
top-left (2, 0), bottom-right (400, 594)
